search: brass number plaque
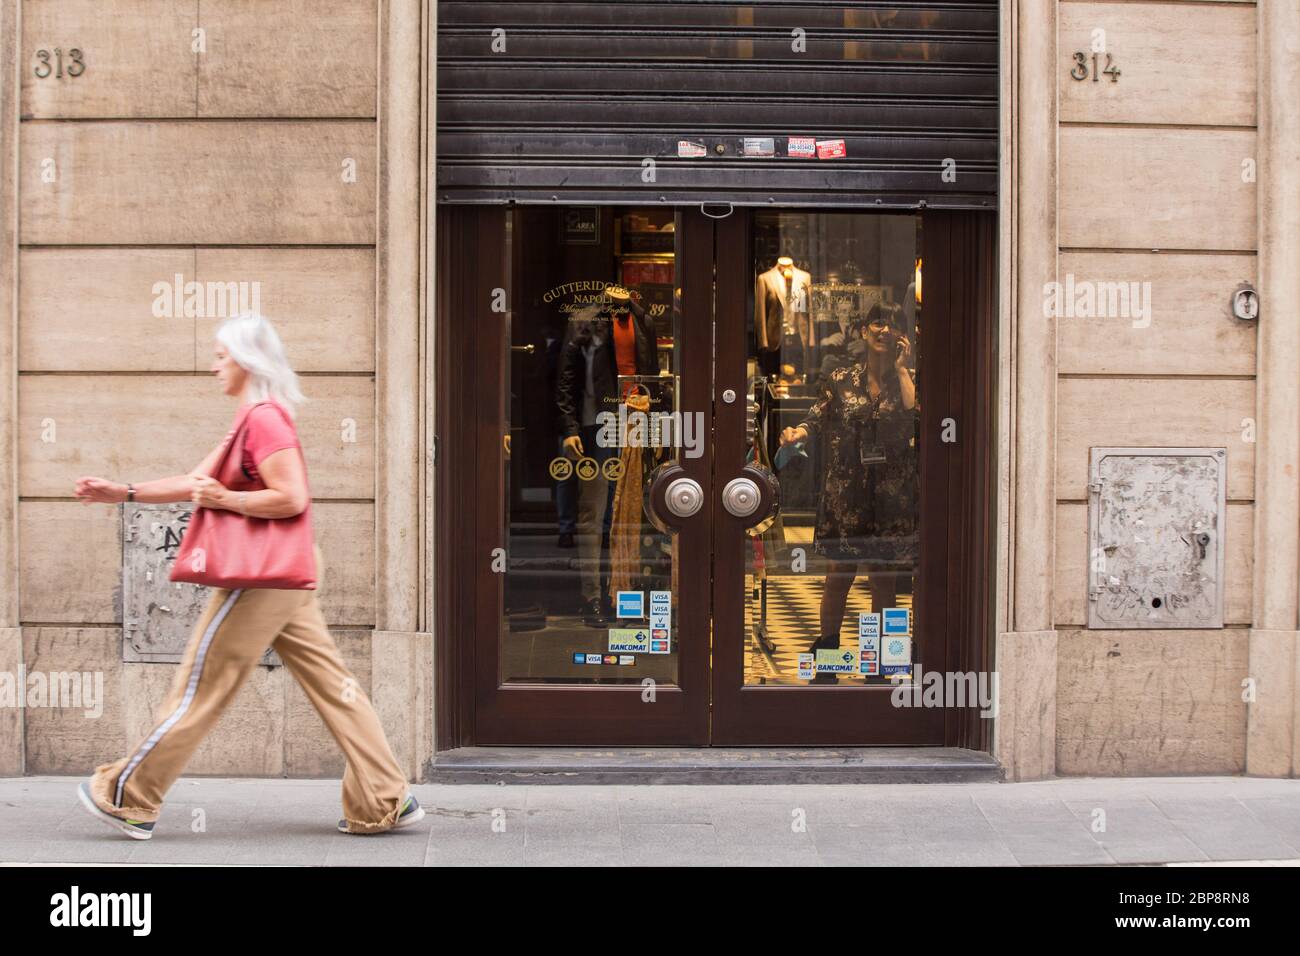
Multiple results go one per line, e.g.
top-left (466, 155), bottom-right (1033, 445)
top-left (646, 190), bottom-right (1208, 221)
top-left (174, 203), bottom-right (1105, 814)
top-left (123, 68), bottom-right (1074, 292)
top-left (33, 47), bottom-right (86, 79)
top-left (1069, 51), bottom-right (1121, 83)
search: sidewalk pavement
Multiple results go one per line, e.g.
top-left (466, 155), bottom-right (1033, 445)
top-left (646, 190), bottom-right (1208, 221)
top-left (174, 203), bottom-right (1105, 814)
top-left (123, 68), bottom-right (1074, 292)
top-left (3, 775), bottom-right (1299, 867)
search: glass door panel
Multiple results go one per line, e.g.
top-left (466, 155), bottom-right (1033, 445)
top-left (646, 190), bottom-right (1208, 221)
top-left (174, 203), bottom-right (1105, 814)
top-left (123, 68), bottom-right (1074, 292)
top-left (451, 203), bottom-right (713, 746)
top-left (743, 213), bottom-right (921, 686)
top-left (710, 208), bottom-right (945, 745)
top-left (502, 206), bottom-right (685, 686)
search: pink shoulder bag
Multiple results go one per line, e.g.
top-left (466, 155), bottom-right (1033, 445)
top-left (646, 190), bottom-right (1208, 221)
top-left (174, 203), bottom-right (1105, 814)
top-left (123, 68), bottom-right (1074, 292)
top-left (170, 401), bottom-right (318, 590)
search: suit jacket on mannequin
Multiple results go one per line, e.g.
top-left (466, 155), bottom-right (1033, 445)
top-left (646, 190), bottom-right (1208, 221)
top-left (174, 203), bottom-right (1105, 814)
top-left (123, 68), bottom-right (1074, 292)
top-left (556, 302), bottom-right (660, 439)
top-left (755, 264), bottom-right (812, 352)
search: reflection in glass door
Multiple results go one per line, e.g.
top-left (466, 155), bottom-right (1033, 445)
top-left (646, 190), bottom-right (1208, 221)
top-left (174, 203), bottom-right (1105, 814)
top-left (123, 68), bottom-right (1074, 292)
top-left (444, 204), bottom-right (714, 746)
top-left (744, 213), bottom-right (921, 686)
top-left (502, 206), bottom-right (685, 687)
top-left (710, 209), bottom-right (949, 746)
top-left (443, 204), bottom-right (991, 748)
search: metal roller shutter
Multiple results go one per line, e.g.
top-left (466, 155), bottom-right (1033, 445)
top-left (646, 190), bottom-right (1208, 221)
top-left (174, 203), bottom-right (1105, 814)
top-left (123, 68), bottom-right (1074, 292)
top-left (436, 1), bottom-right (998, 208)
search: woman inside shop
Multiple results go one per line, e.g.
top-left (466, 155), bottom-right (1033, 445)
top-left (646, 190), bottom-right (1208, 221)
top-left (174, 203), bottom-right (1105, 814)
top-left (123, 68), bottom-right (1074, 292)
top-left (778, 303), bottom-right (919, 681)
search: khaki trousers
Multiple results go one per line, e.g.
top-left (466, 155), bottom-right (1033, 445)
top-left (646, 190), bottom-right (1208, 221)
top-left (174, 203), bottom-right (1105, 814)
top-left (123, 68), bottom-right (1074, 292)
top-left (88, 544), bottom-right (409, 834)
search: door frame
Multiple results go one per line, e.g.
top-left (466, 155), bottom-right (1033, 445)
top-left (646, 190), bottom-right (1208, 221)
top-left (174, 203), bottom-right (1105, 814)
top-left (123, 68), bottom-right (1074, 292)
top-left (708, 209), bottom-right (996, 747)
top-left (434, 205), bottom-right (996, 752)
top-left (434, 204), bottom-right (715, 747)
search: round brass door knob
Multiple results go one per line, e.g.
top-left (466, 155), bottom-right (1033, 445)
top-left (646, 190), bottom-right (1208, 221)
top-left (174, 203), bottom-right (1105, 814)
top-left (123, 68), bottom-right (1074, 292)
top-left (664, 477), bottom-right (704, 518)
top-left (722, 477), bottom-right (761, 518)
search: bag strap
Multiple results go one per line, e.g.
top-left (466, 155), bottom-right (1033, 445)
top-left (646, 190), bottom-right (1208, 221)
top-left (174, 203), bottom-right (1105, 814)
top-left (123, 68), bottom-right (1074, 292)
top-left (231, 401), bottom-right (277, 472)
top-left (231, 400), bottom-right (313, 498)
top-left (203, 402), bottom-right (261, 480)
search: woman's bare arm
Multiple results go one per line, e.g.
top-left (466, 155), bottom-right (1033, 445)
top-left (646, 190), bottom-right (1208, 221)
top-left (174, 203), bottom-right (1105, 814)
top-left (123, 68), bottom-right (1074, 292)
top-left (74, 439), bottom-right (229, 505)
top-left (189, 447), bottom-right (309, 519)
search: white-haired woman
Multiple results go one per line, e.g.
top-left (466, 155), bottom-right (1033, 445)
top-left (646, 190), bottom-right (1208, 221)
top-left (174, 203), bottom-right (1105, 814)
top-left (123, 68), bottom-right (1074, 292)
top-left (72, 313), bottom-right (423, 839)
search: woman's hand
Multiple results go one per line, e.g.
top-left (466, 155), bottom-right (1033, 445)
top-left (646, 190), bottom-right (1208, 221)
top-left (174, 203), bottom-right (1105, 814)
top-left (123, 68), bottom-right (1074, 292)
top-left (562, 434), bottom-right (585, 459)
top-left (74, 477), bottom-right (127, 504)
top-left (893, 335), bottom-right (912, 372)
top-left (189, 475), bottom-right (231, 510)
top-left (780, 426), bottom-right (808, 447)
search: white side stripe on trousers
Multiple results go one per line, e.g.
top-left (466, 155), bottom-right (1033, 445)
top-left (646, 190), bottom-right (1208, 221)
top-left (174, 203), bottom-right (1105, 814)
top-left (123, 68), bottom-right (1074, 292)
top-left (114, 588), bottom-right (244, 808)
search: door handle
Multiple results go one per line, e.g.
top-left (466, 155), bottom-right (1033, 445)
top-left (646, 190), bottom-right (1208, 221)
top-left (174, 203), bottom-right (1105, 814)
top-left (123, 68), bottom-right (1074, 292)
top-left (724, 464), bottom-right (782, 532)
top-left (644, 463), bottom-right (704, 534)
top-left (665, 477), bottom-right (705, 518)
top-left (722, 477), bottom-right (761, 518)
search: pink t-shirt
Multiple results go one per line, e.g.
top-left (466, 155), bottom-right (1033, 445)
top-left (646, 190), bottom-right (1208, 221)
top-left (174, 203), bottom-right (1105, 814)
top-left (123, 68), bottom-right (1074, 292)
top-left (220, 402), bottom-right (302, 487)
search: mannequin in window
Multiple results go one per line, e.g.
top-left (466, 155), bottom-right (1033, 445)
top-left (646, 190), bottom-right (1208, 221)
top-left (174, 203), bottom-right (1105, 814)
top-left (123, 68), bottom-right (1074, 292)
top-left (755, 256), bottom-right (811, 376)
top-left (555, 288), bottom-right (660, 625)
top-left (778, 303), bottom-right (918, 682)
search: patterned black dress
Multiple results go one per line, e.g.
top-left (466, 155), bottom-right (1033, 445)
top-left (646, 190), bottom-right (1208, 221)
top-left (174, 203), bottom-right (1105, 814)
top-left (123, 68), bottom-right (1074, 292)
top-left (796, 363), bottom-right (919, 568)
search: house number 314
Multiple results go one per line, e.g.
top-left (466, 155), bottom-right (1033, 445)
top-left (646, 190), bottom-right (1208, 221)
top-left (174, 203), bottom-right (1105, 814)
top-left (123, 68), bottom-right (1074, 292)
top-left (1070, 51), bottom-right (1120, 82)
top-left (33, 48), bottom-right (86, 78)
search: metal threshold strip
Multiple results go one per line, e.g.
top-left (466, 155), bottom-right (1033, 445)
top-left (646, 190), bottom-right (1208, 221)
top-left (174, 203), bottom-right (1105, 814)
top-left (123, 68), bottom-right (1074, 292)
top-left (428, 747), bottom-right (1003, 785)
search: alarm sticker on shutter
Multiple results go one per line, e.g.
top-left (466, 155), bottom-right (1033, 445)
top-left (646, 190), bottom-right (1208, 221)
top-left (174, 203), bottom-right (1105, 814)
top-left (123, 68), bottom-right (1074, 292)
top-left (787, 136), bottom-right (816, 158)
top-left (816, 139), bottom-right (847, 159)
top-left (677, 140), bottom-right (707, 158)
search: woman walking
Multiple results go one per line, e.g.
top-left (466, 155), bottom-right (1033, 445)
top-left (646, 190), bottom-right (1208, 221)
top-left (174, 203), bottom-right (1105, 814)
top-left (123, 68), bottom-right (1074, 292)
top-left (72, 312), bottom-right (423, 839)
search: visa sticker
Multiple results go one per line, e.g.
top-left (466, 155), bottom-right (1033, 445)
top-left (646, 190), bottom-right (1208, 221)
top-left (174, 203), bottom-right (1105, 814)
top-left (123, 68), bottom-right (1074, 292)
top-left (797, 653), bottom-right (815, 680)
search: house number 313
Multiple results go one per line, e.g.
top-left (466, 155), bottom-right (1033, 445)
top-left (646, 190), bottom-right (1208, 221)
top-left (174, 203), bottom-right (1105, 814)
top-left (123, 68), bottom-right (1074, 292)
top-left (33, 48), bottom-right (86, 78)
top-left (1070, 51), bottom-right (1120, 82)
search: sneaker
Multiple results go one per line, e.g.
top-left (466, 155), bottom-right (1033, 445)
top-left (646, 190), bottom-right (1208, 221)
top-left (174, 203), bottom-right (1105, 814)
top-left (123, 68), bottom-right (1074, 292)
top-left (337, 794), bottom-right (425, 834)
top-left (77, 782), bottom-right (155, 841)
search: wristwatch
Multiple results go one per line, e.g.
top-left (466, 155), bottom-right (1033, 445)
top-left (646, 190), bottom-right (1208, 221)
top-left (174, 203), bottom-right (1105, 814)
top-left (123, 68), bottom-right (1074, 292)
top-left (126, 483), bottom-right (135, 502)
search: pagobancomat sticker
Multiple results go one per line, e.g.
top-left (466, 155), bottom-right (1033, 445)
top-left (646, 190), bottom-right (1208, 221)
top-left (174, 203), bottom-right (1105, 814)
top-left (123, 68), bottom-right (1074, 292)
top-left (609, 629), bottom-right (651, 653)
